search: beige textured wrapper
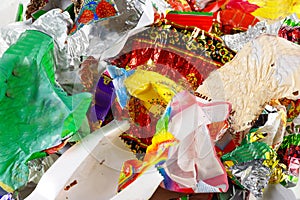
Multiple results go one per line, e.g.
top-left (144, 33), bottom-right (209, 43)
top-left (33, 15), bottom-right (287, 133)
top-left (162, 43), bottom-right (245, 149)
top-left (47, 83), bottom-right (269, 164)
top-left (197, 34), bottom-right (300, 132)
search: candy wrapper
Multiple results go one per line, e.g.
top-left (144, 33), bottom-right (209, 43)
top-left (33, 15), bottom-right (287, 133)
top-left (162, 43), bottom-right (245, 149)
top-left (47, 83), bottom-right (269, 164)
top-left (221, 21), bottom-right (282, 52)
top-left (225, 0), bottom-right (300, 21)
top-left (222, 142), bottom-right (277, 197)
top-left (0, 19), bottom-right (91, 193)
top-left (118, 91), bottom-right (231, 193)
top-left (197, 34), bottom-right (300, 132)
top-left (103, 25), bottom-right (234, 158)
top-left (215, 9), bottom-right (260, 35)
top-left (69, 0), bottom-right (118, 34)
top-left (165, 11), bottom-right (214, 32)
top-left (242, 103), bottom-right (286, 149)
top-left (248, 0), bottom-right (300, 21)
top-left (109, 25), bottom-right (235, 89)
top-left (278, 17), bottom-right (300, 45)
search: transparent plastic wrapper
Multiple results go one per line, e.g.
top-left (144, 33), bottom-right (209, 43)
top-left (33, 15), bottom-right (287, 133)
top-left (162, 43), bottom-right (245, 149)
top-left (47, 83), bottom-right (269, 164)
top-left (0, 26), bottom-right (91, 193)
top-left (117, 91), bottom-right (231, 193)
top-left (99, 25), bottom-right (235, 158)
top-left (197, 34), bottom-right (300, 132)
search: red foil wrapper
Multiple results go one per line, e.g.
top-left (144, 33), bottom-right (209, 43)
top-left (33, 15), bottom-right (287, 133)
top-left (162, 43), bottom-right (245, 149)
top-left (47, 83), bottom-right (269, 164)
top-left (216, 9), bottom-right (260, 34)
top-left (108, 26), bottom-right (235, 157)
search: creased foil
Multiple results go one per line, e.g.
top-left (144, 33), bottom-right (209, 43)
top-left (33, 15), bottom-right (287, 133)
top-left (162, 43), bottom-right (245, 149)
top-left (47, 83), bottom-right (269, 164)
top-left (30, 9), bottom-right (72, 50)
top-left (57, 0), bottom-right (145, 93)
top-left (230, 159), bottom-right (271, 198)
top-left (0, 20), bottom-right (31, 57)
top-left (221, 21), bottom-right (282, 52)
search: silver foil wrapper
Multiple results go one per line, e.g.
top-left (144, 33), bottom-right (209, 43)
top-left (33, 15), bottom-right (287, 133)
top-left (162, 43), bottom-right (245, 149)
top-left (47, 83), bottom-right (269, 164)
top-left (30, 9), bottom-right (72, 50)
top-left (56, 0), bottom-right (146, 94)
top-left (13, 155), bottom-right (59, 200)
top-left (0, 20), bottom-right (31, 57)
top-left (221, 21), bottom-right (282, 52)
top-left (230, 159), bottom-right (271, 198)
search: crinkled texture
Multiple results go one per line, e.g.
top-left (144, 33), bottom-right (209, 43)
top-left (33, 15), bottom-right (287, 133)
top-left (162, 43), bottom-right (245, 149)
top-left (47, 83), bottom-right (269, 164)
top-left (118, 91), bottom-right (231, 193)
top-left (197, 35), bottom-right (300, 132)
top-left (107, 65), bottom-right (135, 108)
top-left (30, 9), bottom-right (72, 50)
top-left (221, 21), bottom-right (281, 52)
top-left (69, 0), bottom-right (118, 34)
top-left (0, 30), bottom-right (91, 191)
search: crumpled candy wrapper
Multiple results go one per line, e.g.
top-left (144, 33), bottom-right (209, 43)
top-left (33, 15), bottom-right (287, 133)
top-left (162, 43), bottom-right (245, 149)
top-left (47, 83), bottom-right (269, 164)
top-left (0, 17), bottom-right (91, 192)
top-left (229, 159), bottom-right (271, 198)
top-left (222, 142), bottom-right (276, 197)
top-left (197, 34), bottom-right (300, 132)
top-left (278, 17), bottom-right (300, 45)
top-left (69, 0), bottom-right (118, 34)
top-left (221, 21), bottom-right (282, 52)
top-left (118, 91), bottom-right (231, 193)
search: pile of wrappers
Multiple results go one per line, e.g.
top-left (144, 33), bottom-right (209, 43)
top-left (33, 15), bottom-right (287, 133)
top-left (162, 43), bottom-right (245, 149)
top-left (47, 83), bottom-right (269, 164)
top-left (0, 0), bottom-right (300, 199)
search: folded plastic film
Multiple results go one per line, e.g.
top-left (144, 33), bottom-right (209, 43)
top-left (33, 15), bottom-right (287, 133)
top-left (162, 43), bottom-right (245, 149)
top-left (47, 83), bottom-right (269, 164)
top-left (0, 29), bottom-right (91, 192)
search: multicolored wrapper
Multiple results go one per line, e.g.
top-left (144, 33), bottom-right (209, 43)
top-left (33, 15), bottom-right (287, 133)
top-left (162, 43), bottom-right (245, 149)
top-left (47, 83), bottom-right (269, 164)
top-left (241, 103), bottom-right (286, 149)
top-left (222, 142), bottom-right (277, 197)
top-left (278, 133), bottom-right (300, 187)
top-left (69, 0), bottom-right (118, 34)
top-left (105, 25), bottom-right (234, 158)
top-left (118, 91), bottom-right (231, 193)
top-left (109, 66), bottom-right (184, 158)
top-left (109, 26), bottom-right (235, 90)
top-left (278, 18), bottom-right (300, 45)
top-left (0, 29), bottom-right (91, 192)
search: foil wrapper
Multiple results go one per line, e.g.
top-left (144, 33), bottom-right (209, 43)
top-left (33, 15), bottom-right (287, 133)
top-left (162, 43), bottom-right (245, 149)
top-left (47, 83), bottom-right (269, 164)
top-left (27, 155), bottom-right (59, 185)
top-left (0, 20), bottom-right (31, 57)
top-left (30, 9), bottom-right (72, 50)
top-left (56, 0), bottom-right (145, 93)
top-left (221, 21), bottom-right (282, 52)
top-left (230, 159), bottom-right (271, 198)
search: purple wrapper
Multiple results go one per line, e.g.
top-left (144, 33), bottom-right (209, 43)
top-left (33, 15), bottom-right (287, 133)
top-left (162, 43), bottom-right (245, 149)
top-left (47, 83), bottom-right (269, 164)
top-left (90, 74), bottom-right (115, 123)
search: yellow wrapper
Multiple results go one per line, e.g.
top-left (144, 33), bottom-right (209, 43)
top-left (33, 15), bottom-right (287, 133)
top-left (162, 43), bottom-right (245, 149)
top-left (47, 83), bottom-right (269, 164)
top-left (249, 0), bottom-right (300, 20)
top-left (124, 69), bottom-right (183, 115)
